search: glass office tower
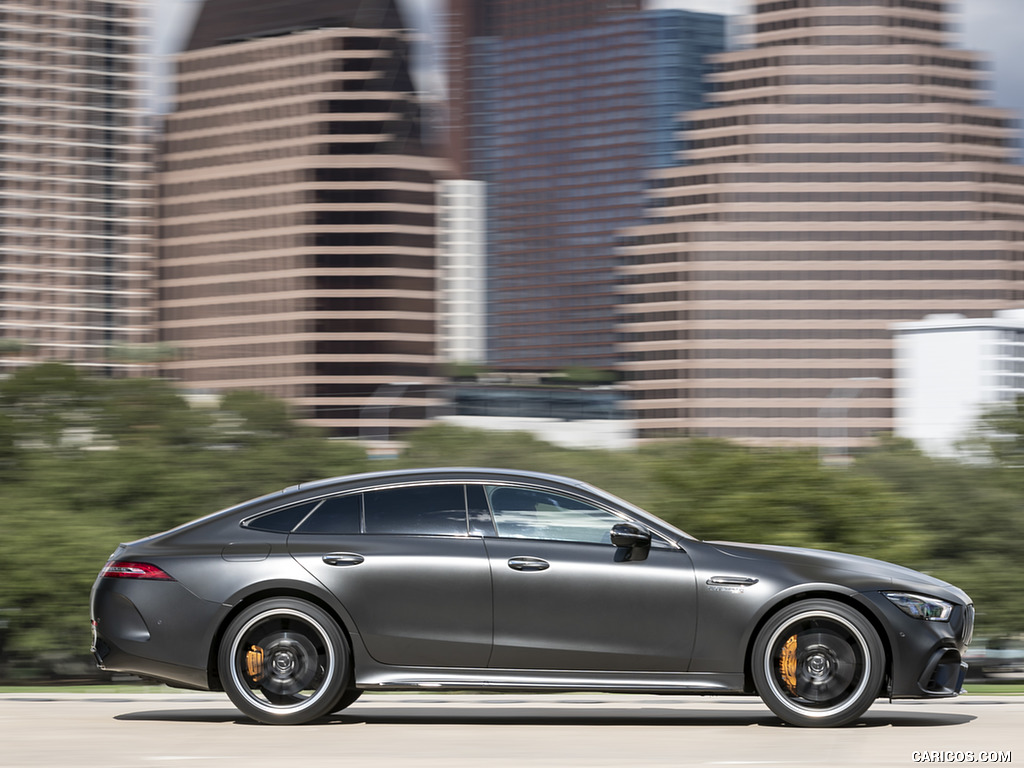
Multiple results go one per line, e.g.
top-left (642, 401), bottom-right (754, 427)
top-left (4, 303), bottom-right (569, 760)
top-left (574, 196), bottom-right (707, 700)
top-left (448, 1), bottom-right (725, 371)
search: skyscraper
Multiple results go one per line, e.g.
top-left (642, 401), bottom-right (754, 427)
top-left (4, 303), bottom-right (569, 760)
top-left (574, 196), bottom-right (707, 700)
top-left (448, 1), bottom-right (725, 371)
top-left (618, 0), bottom-right (1024, 447)
top-left (158, 0), bottom-right (445, 436)
top-left (0, 0), bottom-right (153, 375)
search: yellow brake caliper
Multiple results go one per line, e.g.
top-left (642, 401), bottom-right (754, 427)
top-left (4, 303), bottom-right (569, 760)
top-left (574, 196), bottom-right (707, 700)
top-left (245, 645), bottom-right (265, 683)
top-left (780, 634), bottom-right (798, 694)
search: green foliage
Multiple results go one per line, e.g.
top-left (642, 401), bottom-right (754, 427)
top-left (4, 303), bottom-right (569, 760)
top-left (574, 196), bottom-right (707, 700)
top-left (963, 396), bottom-right (1024, 467)
top-left (0, 339), bottom-right (27, 355)
top-left (853, 437), bottom-right (1024, 636)
top-left (0, 365), bottom-right (367, 678)
top-left (638, 439), bottom-right (921, 565)
top-left (396, 422), bottom-right (583, 472)
top-left (392, 423), bottom-right (652, 506)
top-left (0, 409), bottom-right (20, 480)
top-left (552, 367), bottom-right (617, 385)
top-left (1, 496), bottom-right (116, 661)
top-left (104, 342), bottom-right (180, 364)
top-left (0, 361), bottom-right (100, 450)
top-left (440, 362), bottom-right (487, 380)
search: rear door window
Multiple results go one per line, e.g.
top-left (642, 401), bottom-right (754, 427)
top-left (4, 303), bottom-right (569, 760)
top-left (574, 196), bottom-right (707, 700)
top-left (363, 484), bottom-right (469, 536)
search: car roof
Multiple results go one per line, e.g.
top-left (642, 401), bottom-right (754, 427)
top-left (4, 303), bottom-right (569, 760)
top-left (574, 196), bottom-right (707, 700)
top-left (284, 466), bottom-right (592, 495)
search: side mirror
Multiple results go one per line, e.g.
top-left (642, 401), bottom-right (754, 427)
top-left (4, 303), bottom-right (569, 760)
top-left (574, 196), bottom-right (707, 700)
top-left (610, 522), bottom-right (651, 549)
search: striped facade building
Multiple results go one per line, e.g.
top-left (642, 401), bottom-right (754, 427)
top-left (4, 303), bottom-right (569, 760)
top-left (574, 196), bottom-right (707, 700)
top-left (618, 0), bottom-right (1024, 447)
top-left (158, 0), bottom-right (445, 436)
top-left (0, 0), bottom-right (153, 375)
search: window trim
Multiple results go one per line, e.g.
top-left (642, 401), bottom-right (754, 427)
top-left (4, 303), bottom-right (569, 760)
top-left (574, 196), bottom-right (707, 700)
top-left (240, 479), bottom-right (680, 548)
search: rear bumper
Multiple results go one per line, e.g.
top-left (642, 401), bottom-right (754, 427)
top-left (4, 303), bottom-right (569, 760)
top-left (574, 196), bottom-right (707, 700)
top-left (90, 576), bottom-right (222, 691)
top-left (92, 629), bottom-right (210, 690)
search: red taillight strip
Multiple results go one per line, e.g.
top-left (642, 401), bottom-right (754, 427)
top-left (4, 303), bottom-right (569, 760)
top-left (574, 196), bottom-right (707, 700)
top-left (101, 561), bottom-right (175, 581)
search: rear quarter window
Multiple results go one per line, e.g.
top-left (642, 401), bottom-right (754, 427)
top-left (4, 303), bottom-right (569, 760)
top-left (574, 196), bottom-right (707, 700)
top-left (294, 494), bottom-right (362, 535)
top-left (243, 500), bottom-right (319, 533)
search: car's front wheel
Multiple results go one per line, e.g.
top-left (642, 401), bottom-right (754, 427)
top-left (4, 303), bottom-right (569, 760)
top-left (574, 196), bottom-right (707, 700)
top-left (751, 599), bottom-right (885, 727)
top-left (218, 597), bottom-right (349, 725)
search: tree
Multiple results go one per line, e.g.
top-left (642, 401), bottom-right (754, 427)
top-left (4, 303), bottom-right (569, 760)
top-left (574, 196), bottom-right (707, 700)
top-left (962, 396), bottom-right (1024, 467)
top-left (857, 437), bottom-right (1024, 637)
top-left (639, 439), bottom-right (923, 565)
top-left (0, 362), bottom-right (100, 450)
top-left (0, 364), bottom-right (368, 680)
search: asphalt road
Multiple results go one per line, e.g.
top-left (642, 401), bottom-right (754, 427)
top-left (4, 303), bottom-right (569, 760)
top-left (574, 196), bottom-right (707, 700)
top-left (2, 691), bottom-right (1019, 768)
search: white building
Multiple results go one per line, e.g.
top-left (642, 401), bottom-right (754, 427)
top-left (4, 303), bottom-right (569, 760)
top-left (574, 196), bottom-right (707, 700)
top-left (440, 414), bottom-right (636, 452)
top-left (438, 179), bottom-right (486, 365)
top-left (893, 310), bottom-right (1024, 456)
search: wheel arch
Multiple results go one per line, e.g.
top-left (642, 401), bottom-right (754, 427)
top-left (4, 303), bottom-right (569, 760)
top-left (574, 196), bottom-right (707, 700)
top-left (741, 588), bottom-right (893, 696)
top-left (205, 583), bottom-right (359, 692)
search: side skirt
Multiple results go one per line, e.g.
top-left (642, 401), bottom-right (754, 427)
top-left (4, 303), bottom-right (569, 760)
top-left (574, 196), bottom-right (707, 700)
top-left (354, 666), bottom-right (746, 695)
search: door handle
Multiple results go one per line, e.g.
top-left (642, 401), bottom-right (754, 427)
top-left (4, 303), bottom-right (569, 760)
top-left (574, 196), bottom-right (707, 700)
top-left (707, 575), bottom-right (758, 586)
top-left (322, 552), bottom-right (365, 566)
top-left (507, 556), bottom-right (549, 572)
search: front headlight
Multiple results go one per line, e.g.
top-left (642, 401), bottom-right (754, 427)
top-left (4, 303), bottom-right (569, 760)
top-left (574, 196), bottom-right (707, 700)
top-left (883, 591), bottom-right (954, 622)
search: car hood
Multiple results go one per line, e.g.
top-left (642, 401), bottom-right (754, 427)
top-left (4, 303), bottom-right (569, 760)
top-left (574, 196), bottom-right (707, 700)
top-left (705, 540), bottom-right (969, 602)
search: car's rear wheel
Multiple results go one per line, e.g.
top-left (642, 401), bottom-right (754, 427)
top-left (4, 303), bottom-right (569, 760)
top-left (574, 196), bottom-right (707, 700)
top-left (751, 599), bottom-right (884, 727)
top-left (219, 597), bottom-right (349, 724)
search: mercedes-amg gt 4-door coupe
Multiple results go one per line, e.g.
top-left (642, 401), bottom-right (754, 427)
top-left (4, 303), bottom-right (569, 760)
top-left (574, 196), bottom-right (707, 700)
top-left (91, 467), bottom-right (973, 727)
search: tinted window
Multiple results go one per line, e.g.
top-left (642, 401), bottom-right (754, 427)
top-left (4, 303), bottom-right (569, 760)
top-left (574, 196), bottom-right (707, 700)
top-left (487, 486), bottom-right (622, 544)
top-left (245, 500), bottom-right (319, 533)
top-left (295, 494), bottom-right (362, 535)
top-left (467, 484), bottom-right (495, 536)
top-left (363, 485), bottom-right (468, 536)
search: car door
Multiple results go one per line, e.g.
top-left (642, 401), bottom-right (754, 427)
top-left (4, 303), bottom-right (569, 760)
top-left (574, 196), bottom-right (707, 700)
top-left (483, 484), bottom-right (697, 672)
top-left (287, 483), bottom-right (492, 668)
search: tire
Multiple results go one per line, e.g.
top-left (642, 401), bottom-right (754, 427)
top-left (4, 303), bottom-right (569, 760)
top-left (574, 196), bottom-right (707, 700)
top-left (218, 598), bottom-right (350, 725)
top-left (332, 687), bottom-right (363, 713)
top-left (751, 599), bottom-right (885, 727)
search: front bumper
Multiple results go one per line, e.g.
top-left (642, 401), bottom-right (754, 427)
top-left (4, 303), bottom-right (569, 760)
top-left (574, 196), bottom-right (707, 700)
top-left (916, 648), bottom-right (968, 697)
top-left (860, 593), bottom-right (973, 699)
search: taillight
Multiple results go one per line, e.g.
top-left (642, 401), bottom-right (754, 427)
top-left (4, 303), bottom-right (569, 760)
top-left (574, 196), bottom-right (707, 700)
top-left (101, 561), bottom-right (175, 581)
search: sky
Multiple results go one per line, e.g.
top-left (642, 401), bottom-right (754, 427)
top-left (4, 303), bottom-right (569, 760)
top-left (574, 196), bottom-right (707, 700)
top-left (152, 0), bottom-right (1024, 123)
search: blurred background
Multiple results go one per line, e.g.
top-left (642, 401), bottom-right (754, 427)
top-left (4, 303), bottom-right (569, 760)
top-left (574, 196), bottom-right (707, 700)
top-left (1, 0), bottom-right (1023, 683)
